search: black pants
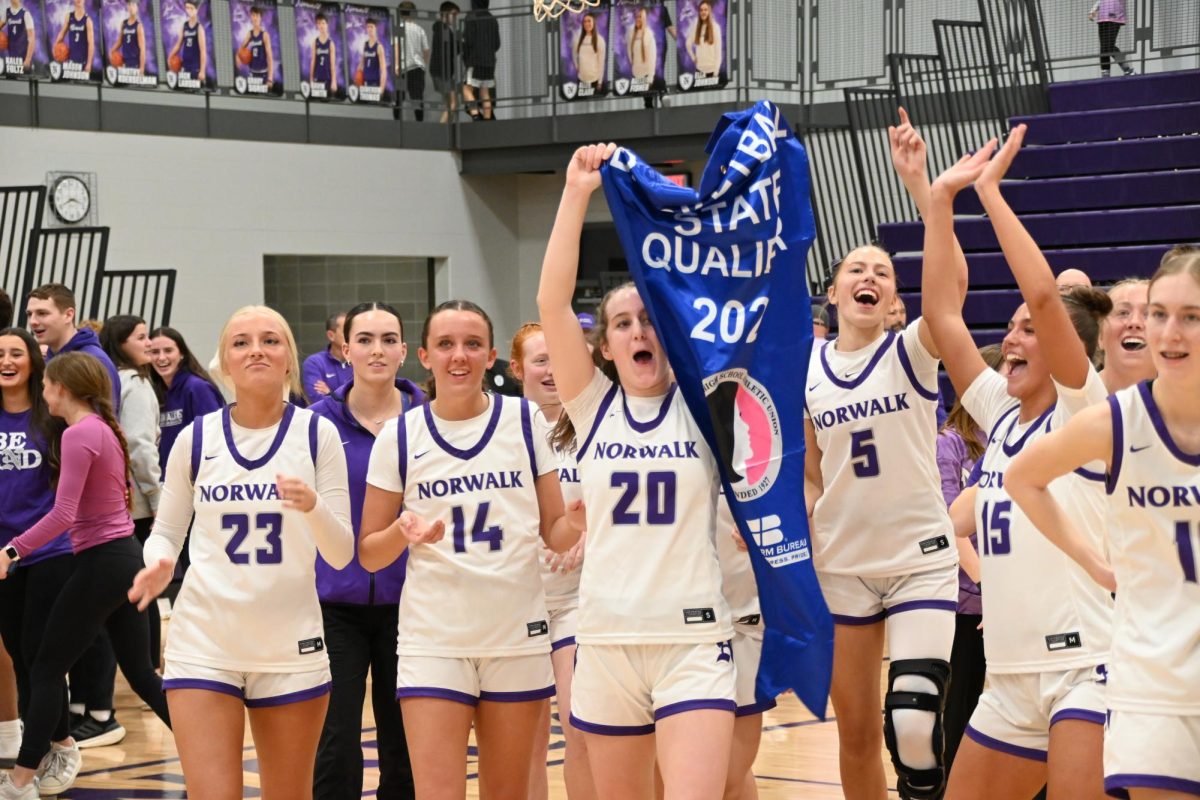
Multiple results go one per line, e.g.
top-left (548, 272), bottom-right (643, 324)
top-left (133, 517), bottom-right (161, 668)
top-left (1098, 21), bottom-right (1128, 72)
top-left (0, 554), bottom-right (74, 742)
top-left (399, 69), bottom-right (425, 121)
top-left (18, 536), bottom-right (170, 769)
top-left (314, 603), bottom-right (413, 800)
top-left (944, 613), bottom-right (985, 771)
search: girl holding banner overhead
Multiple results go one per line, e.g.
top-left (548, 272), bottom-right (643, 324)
top-left (803, 110), bottom-right (962, 800)
top-left (538, 142), bottom-right (737, 799)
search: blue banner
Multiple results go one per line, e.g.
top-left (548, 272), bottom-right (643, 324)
top-left (601, 100), bottom-right (833, 718)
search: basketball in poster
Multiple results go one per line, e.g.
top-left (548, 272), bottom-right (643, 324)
top-left (675, 0), bottom-right (726, 91)
top-left (45, 0), bottom-right (101, 81)
top-left (160, 0), bottom-right (215, 91)
top-left (558, 3), bottom-right (608, 100)
top-left (611, 1), bottom-right (666, 97)
top-left (101, 0), bottom-right (157, 86)
top-left (229, 0), bottom-right (282, 95)
top-left (296, 0), bottom-right (344, 100)
top-left (342, 3), bottom-right (390, 104)
top-left (0, 0), bottom-right (47, 78)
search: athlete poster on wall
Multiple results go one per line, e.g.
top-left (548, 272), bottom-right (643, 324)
top-left (44, 0), bottom-right (101, 81)
top-left (674, 0), bottom-right (726, 91)
top-left (342, 4), bottom-right (390, 104)
top-left (101, 0), bottom-right (156, 86)
top-left (557, 3), bottom-right (608, 100)
top-left (611, 1), bottom-right (666, 98)
top-left (295, 0), bottom-right (343, 100)
top-left (229, 0), bottom-right (281, 95)
top-left (160, 0), bottom-right (215, 91)
top-left (0, 0), bottom-right (47, 79)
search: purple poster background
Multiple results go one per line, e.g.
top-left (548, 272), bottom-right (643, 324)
top-left (1, 0), bottom-right (48, 78)
top-left (557, 4), bottom-right (608, 100)
top-left (101, 0), bottom-right (157, 86)
top-left (229, 0), bottom-right (282, 95)
top-left (611, 1), bottom-right (666, 97)
top-left (44, 0), bottom-right (102, 81)
top-left (342, 4), bottom-right (391, 103)
top-left (160, 0), bottom-right (215, 90)
top-left (674, 0), bottom-right (726, 91)
top-left (295, 0), bottom-right (344, 100)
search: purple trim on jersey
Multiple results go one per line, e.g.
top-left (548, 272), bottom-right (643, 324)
top-left (520, 398), bottom-right (538, 476)
top-left (1105, 775), bottom-right (1200, 799)
top-left (985, 405), bottom-right (1019, 450)
top-left (307, 413), bottom-right (319, 463)
top-left (396, 686), bottom-right (479, 706)
top-left (819, 330), bottom-right (896, 390)
top-left (576, 382), bottom-right (620, 460)
top-left (1049, 708), bottom-right (1105, 727)
top-left (1074, 466), bottom-right (1106, 483)
top-left (1000, 403), bottom-right (1056, 458)
top-left (887, 599), bottom-right (957, 616)
top-left (478, 685), bottom-right (556, 703)
top-left (163, 677), bottom-right (243, 699)
top-left (221, 403), bottom-right (296, 471)
top-left (244, 681), bottom-right (332, 708)
top-left (569, 713), bottom-right (655, 736)
top-left (622, 384), bottom-right (678, 434)
top-left (654, 698), bottom-right (737, 720)
top-left (964, 724), bottom-right (1047, 762)
top-left (551, 635), bottom-right (576, 651)
top-left (189, 417), bottom-right (203, 483)
top-left (397, 410), bottom-right (409, 489)
top-left (424, 393), bottom-right (503, 460)
top-left (1106, 394), bottom-right (1124, 496)
top-left (894, 334), bottom-right (939, 401)
top-left (735, 698), bottom-right (778, 717)
top-left (832, 610), bottom-right (887, 626)
top-left (1139, 381), bottom-right (1200, 466)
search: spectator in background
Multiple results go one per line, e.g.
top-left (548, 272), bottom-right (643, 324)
top-left (394, 1), bottom-right (429, 121)
top-left (148, 326), bottom-right (225, 475)
top-left (303, 313), bottom-right (353, 403)
top-left (0, 289), bottom-right (12, 328)
top-left (1055, 267), bottom-right (1092, 293)
top-left (431, 1), bottom-right (460, 122)
top-left (642, 0), bottom-right (675, 109)
top-left (812, 302), bottom-right (829, 342)
top-left (25, 284), bottom-right (120, 411)
top-left (885, 296), bottom-right (907, 332)
top-left (461, 0), bottom-right (499, 121)
top-left (1089, 0), bottom-right (1135, 77)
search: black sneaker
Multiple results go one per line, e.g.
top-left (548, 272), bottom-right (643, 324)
top-left (71, 714), bottom-right (126, 749)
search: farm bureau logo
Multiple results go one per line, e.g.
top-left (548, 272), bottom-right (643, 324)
top-left (703, 367), bottom-right (781, 502)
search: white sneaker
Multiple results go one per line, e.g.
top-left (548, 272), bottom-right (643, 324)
top-left (35, 742), bottom-right (80, 796)
top-left (0, 720), bottom-right (22, 768)
top-left (0, 773), bottom-right (39, 799)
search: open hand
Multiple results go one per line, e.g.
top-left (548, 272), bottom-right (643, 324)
top-left (397, 510), bottom-right (445, 545)
top-left (129, 558), bottom-right (175, 611)
top-left (930, 138), bottom-right (998, 197)
top-left (976, 124), bottom-right (1026, 194)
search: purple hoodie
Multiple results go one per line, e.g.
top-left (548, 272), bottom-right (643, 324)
top-left (309, 376), bottom-right (427, 605)
top-left (937, 428), bottom-right (982, 616)
top-left (158, 369), bottom-right (225, 470)
top-left (302, 349), bottom-right (354, 405)
top-left (0, 409), bottom-right (74, 565)
top-left (48, 327), bottom-right (121, 413)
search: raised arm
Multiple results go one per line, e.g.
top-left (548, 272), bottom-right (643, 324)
top-left (536, 142), bottom-right (615, 404)
top-left (1005, 402), bottom-right (1115, 590)
top-left (975, 125), bottom-right (1091, 389)
top-left (922, 141), bottom-right (997, 397)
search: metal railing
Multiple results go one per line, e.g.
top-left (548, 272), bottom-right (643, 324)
top-left (18, 227), bottom-right (110, 327)
top-left (93, 269), bottom-right (178, 329)
top-left (0, 187), bottom-right (47, 312)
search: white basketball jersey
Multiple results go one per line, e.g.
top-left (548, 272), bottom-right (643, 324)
top-left (541, 446), bottom-right (582, 611)
top-left (1105, 383), bottom-right (1200, 714)
top-left (963, 368), bottom-right (1113, 674)
top-left (567, 370), bottom-right (733, 645)
top-left (167, 405), bottom-right (329, 672)
top-left (805, 321), bottom-right (956, 577)
top-left (716, 493), bottom-right (761, 625)
top-left (367, 394), bottom-right (554, 658)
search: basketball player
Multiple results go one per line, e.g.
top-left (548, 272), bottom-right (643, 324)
top-left (922, 126), bottom-right (1114, 799)
top-left (310, 302), bottom-right (423, 800)
top-left (1006, 244), bottom-right (1200, 800)
top-left (359, 300), bottom-right (583, 800)
top-left (360, 17), bottom-right (386, 91)
top-left (310, 12), bottom-right (336, 95)
top-left (242, 5), bottom-right (273, 88)
top-left (1100, 278), bottom-right (1155, 394)
top-left (54, 0), bottom-right (93, 70)
top-left (129, 306), bottom-right (354, 799)
top-left (509, 322), bottom-right (595, 800)
top-left (538, 143), bottom-right (736, 800)
top-left (116, 0), bottom-right (144, 72)
top-left (804, 110), bottom-right (962, 800)
top-left (167, 0), bottom-right (207, 81)
top-left (3, 0), bottom-right (35, 70)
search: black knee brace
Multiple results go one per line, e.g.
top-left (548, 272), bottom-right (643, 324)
top-left (883, 658), bottom-right (951, 800)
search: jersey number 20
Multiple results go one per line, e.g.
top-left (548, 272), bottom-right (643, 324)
top-left (223, 512), bottom-right (283, 565)
top-left (611, 471), bottom-right (677, 525)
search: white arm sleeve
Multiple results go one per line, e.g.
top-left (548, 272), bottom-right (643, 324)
top-left (143, 423), bottom-right (195, 566)
top-left (296, 416), bottom-right (354, 570)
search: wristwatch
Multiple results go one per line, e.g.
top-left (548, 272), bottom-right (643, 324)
top-left (3, 545), bottom-right (19, 562)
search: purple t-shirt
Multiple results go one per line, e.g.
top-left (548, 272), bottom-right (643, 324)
top-left (0, 409), bottom-right (72, 564)
top-left (308, 377), bottom-right (426, 605)
top-left (12, 414), bottom-right (133, 556)
top-left (158, 369), bottom-right (225, 471)
top-left (302, 349), bottom-right (354, 405)
top-left (936, 428), bottom-right (982, 615)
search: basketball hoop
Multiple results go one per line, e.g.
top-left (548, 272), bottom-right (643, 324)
top-left (533, 0), bottom-right (601, 22)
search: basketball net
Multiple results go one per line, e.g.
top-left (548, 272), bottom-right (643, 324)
top-left (533, 0), bottom-right (601, 22)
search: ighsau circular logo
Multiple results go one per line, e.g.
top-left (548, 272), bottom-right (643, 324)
top-left (703, 368), bottom-right (782, 501)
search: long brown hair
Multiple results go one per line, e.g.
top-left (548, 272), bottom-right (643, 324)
top-left (100, 314), bottom-right (150, 377)
top-left (940, 343), bottom-right (1004, 462)
top-left (576, 13), bottom-right (599, 55)
top-left (550, 282), bottom-right (628, 452)
top-left (45, 352), bottom-right (132, 507)
top-left (0, 327), bottom-right (65, 478)
top-left (693, 1), bottom-right (714, 45)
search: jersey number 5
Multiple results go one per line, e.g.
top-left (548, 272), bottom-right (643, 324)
top-left (850, 429), bottom-right (880, 478)
top-left (223, 512), bottom-right (283, 565)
